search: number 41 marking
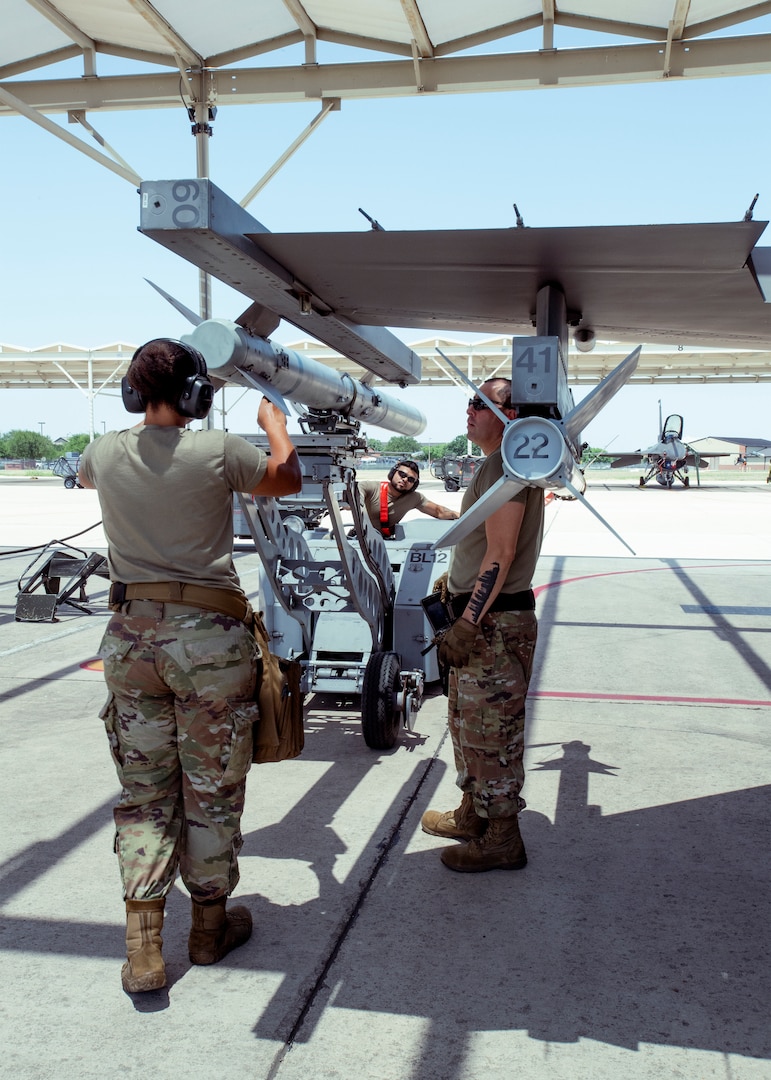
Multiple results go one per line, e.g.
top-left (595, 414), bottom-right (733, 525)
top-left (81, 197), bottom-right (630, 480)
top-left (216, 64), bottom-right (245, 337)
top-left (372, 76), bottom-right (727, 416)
top-left (515, 345), bottom-right (553, 374)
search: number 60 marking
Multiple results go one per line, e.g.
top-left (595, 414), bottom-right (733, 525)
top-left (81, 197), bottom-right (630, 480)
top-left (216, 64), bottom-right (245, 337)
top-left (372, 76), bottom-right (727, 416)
top-left (170, 180), bottom-right (201, 227)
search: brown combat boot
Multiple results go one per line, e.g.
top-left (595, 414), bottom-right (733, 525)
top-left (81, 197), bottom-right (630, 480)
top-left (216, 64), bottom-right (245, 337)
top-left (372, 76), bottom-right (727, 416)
top-left (188, 897), bottom-right (253, 965)
top-left (440, 815), bottom-right (527, 873)
top-left (122, 897), bottom-right (166, 993)
top-left (421, 791), bottom-right (487, 841)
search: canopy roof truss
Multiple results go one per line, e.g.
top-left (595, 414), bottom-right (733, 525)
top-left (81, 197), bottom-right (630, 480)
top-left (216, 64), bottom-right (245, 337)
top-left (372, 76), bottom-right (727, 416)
top-left (3, 337), bottom-right (769, 442)
top-left (2, 2), bottom-right (770, 399)
top-left (3, 3), bottom-right (771, 132)
top-left (2, 338), bottom-right (769, 393)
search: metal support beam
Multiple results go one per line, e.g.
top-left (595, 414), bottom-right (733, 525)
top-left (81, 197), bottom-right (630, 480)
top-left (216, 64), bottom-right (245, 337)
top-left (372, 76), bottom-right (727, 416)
top-left (67, 111), bottom-right (138, 176)
top-left (400, 0), bottom-right (434, 57)
top-left (534, 284), bottom-right (569, 361)
top-left (2, 36), bottom-right (770, 117)
top-left (0, 85), bottom-right (141, 184)
top-left (126, 0), bottom-right (202, 68)
top-left (240, 98), bottom-right (340, 206)
top-left (24, 0), bottom-right (97, 75)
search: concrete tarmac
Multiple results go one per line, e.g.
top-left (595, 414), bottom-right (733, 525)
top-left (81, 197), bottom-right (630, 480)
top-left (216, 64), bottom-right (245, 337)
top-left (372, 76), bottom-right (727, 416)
top-left (0, 472), bottom-right (769, 1080)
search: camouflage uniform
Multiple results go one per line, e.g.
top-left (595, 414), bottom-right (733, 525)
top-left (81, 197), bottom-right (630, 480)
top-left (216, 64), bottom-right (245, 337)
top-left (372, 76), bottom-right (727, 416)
top-left (99, 600), bottom-right (258, 902)
top-left (448, 610), bottom-right (538, 819)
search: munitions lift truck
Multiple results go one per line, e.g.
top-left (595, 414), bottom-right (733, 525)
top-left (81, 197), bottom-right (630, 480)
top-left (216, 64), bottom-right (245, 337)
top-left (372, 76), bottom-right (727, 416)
top-left (237, 409), bottom-right (448, 750)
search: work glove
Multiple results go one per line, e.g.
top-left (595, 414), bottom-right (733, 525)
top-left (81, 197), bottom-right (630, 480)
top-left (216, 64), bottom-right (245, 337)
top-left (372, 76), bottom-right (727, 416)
top-left (433, 571), bottom-right (449, 603)
top-left (436, 617), bottom-right (478, 669)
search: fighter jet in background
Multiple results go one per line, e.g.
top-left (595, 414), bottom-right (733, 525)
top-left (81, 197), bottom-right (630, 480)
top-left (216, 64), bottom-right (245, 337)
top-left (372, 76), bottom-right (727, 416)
top-left (608, 414), bottom-right (729, 488)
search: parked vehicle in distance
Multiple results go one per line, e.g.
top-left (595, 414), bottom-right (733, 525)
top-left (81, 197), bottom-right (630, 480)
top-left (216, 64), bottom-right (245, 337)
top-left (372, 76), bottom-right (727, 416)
top-left (51, 456), bottom-right (83, 489)
top-left (430, 454), bottom-right (481, 492)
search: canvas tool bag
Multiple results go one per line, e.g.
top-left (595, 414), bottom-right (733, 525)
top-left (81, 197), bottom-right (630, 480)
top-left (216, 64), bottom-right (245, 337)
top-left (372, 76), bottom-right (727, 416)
top-left (250, 609), bottom-right (305, 763)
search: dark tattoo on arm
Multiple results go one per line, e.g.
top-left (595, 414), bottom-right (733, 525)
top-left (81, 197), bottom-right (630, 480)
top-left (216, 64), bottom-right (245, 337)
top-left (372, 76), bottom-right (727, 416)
top-left (467, 563), bottom-right (500, 624)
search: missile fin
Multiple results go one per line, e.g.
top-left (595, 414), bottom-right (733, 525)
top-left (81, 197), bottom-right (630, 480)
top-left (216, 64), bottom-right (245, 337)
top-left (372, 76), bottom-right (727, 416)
top-left (432, 476), bottom-right (525, 549)
top-left (436, 348), bottom-right (510, 426)
top-left (237, 369), bottom-right (291, 415)
top-left (144, 279), bottom-right (202, 326)
top-left (562, 478), bottom-right (636, 555)
top-left (235, 302), bottom-right (281, 338)
top-left (563, 345), bottom-right (641, 445)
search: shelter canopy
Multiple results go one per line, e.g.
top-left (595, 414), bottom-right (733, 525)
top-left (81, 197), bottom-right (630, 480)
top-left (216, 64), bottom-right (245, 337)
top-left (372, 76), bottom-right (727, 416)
top-left (2, 339), bottom-right (770, 392)
top-left (2, 1), bottom-right (770, 121)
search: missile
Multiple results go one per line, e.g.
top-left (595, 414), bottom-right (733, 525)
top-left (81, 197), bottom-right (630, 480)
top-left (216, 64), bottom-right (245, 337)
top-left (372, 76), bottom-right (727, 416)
top-left (433, 344), bottom-right (642, 555)
top-left (184, 318), bottom-right (426, 438)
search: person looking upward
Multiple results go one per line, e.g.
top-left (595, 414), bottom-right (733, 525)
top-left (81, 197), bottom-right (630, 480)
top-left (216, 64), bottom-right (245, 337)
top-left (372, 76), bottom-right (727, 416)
top-left (421, 379), bottom-right (544, 872)
top-left (79, 337), bottom-right (302, 993)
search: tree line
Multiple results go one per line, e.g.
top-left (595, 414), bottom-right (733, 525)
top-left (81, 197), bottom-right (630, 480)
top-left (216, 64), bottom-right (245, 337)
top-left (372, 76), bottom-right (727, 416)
top-left (1, 428), bottom-right (613, 466)
top-left (368, 433), bottom-right (471, 458)
top-left (0, 430), bottom-right (91, 461)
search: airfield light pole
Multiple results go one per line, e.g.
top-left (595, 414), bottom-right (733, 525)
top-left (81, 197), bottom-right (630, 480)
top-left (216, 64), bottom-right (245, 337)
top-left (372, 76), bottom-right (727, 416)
top-left (38, 422), bottom-right (44, 436)
top-left (191, 82), bottom-right (215, 429)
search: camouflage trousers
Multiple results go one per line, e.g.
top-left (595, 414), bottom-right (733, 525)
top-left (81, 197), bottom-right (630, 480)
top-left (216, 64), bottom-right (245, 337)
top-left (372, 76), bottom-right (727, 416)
top-left (448, 609), bottom-right (538, 819)
top-left (98, 601), bottom-right (259, 903)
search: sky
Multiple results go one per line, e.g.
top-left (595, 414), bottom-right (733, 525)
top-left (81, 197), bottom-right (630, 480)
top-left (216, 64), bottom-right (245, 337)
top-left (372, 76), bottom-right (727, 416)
top-left (1, 20), bottom-right (770, 452)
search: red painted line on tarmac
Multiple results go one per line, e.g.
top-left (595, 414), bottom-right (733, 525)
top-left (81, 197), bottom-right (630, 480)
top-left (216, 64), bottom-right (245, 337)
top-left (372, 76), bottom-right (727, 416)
top-left (533, 561), bottom-right (769, 598)
top-left (78, 568), bottom-right (770, 679)
top-left (531, 689), bottom-right (771, 707)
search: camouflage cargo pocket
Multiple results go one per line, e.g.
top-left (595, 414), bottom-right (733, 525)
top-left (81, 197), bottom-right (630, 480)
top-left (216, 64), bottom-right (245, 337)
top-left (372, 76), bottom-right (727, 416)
top-left (98, 635), bottom-right (135, 689)
top-left (179, 629), bottom-right (257, 701)
top-left (220, 700), bottom-right (258, 787)
top-left (499, 613), bottom-right (538, 683)
top-left (99, 693), bottom-right (123, 768)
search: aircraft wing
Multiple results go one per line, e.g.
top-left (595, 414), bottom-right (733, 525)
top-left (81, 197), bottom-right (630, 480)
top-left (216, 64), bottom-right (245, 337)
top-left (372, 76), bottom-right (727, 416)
top-left (249, 220), bottom-right (771, 350)
top-left (608, 454), bottom-right (647, 468)
top-left (141, 181), bottom-right (771, 363)
top-left (685, 453), bottom-right (733, 467)
top-left (608, 451), bottom-right (731, 469)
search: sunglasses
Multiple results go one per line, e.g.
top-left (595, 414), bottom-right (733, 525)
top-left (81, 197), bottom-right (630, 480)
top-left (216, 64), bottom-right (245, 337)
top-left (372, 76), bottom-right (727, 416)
top-left (394, 468), bottom-right (418, 485)
top-left (468, 396), bottom-right (513, 412)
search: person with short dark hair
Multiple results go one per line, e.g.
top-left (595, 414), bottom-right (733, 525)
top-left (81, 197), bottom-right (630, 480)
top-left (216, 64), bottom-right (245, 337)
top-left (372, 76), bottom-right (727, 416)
top-left (79, 337), bottom-right (301, 993)
top-left (357, 459), bottom-right (458, 537)
top-left (421, 378), bottom-right (544, 872)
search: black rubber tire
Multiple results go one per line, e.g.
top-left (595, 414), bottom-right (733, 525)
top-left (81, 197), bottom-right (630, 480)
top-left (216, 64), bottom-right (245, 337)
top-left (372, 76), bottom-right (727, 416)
top-left (445, 478), bottom-right (460, 492)
top-left (64, 477), bottom-right (75, 489)
top-left (361, 651), bottom-right (401, 750)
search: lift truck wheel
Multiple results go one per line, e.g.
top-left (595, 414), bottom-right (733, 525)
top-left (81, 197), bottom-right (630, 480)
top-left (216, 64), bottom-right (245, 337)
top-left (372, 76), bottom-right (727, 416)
top-left (444, 478), bottom-right (460, 492)
top-left (638, 477), bottom-right (645, 488)
top-left (64, 477), bottom-right (76, 489)
top-left (683, 476), bottom-right (690, 487)
top-left (361, 650), bottom-right (401, 750)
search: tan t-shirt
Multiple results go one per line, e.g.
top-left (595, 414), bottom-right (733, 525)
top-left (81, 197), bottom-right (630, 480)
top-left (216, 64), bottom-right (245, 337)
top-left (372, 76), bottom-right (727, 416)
top-left (448, 449), bottom-right (544, 595)
top-left (358, 479), bottom-right (427, 533)
top-left (79, 425), bottom-right (266, 589)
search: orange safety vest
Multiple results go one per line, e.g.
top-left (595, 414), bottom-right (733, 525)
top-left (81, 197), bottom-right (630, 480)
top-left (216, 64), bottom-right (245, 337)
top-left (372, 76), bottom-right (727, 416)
top-left (379, 481), bottom-right (393, 537)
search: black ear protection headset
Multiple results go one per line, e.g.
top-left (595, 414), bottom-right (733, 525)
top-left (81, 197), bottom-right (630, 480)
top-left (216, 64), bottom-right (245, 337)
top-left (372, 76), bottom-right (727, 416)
top-left (121, 339), bottom-right (215, 420)
top-left (388, 460), bottom-right (420, 489)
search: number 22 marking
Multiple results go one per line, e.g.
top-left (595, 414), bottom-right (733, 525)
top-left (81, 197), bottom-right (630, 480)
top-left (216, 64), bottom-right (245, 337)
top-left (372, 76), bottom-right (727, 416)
top-left (512, 433), bottom-right (550, 459)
